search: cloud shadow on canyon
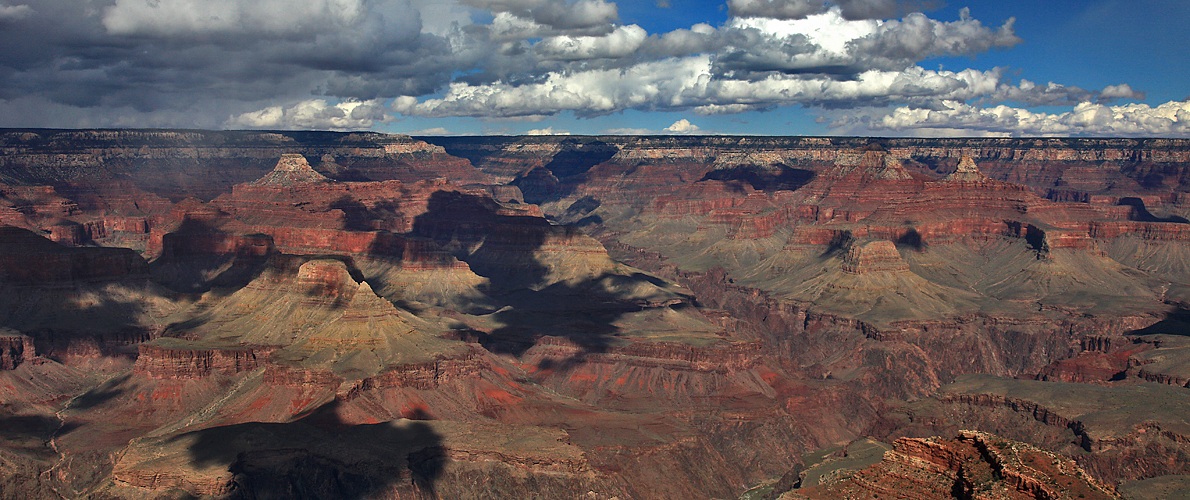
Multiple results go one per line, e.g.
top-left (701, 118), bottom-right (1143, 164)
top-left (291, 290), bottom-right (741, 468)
top-left (410, 190), bottom-right (668, 370)
top-left (181, 400), bottom-right (446, 500)
top-left (1128, 304), bottom-right (1190, 337)
top-left (697, 164), bottom-right (817, 195)
top-left (1118, 197), bottom-right (1190, 224)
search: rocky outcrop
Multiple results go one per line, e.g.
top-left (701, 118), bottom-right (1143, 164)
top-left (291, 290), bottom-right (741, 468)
top-left (790, 431), bottom-right (1119, 500)
top-left (840, 240), bottom-right (908, 274)
top-left (0, 329), bottom-right (34, 370)
top-left (941, 155), bottom-right (990, 182)
top-left (248, 153), bottom-right (331, 186)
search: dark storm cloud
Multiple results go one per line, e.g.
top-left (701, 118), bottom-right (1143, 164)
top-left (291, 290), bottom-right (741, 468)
top-left (0, 0), bottom-right (485, 128)
top-left (727, 0), bottom-right (825, 20)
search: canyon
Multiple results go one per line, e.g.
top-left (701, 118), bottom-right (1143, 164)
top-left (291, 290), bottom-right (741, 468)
top-left (2, 129), bottom-right (1190, 499)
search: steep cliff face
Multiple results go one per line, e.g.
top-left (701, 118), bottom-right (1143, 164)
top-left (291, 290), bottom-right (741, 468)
top-left (0, 329), bottom-right (34, 370)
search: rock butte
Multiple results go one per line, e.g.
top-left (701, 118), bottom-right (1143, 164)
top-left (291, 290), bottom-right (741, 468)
top-left (1, 129), bottom-right (1190, 499)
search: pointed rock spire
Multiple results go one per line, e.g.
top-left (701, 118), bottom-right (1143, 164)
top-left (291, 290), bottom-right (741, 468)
top-left (250, 154), bottom-right (331, 186)
top-left (942, 156), bottom-right (989, 182)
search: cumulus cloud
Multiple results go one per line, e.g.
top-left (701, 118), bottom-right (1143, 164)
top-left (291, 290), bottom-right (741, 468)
top-left (983, 79), bottom-right (1091, 107)
top-left (857, 100), bottom-right (1190, 137)
top-left (665, 119), bottom-right (701, 133)
top-left (847, 10), bottom-right (1022, 70)
top-left (710, 9), bottom-right (1021, 78)
top-left (526, 126), bottom-right (570, 135)
top-left (394, 55), bottom-right (1008, 119)
top-left (535, 24), bottom-right (647, 60)
top-left (463, 0), bottom-right (617, 30)
top-left (1098, 83), bottom-right (1146, 103)
top-left (639, 23), bottom-right (718, 58)
top-left (226, 99), bottom-right (391, 130)
top-left (727, 0), bottom-right (937, 21)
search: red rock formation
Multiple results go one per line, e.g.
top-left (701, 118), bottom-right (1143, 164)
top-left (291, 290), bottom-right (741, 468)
top-left (841, 240), bottom-right (908, 273)
top-left (792, 431), bottom-right (1119, 500)
top-left (134, 342), bottom-right (270, 379)
top-left (1034, 343), bottom-right (1150, 384)
top-left (248, 153), bottom-right (331, 186)
top-left (0, 329), bottom-right (35, 370)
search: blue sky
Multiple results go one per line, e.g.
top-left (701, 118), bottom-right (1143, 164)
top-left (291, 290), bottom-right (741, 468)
top-left (0, 0), bottom-right (1186, 136)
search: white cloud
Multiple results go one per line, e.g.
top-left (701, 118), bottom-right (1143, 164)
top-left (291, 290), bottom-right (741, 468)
top-left (464, 0), bottom-right (617, 31)
top-left (847, 10), bottom-right (1021, 70)
top-left (643, 24), bottom-right (719, 58)
top-left (985, 79), bottom-right (1090, 106)
top-left (727, 0), bottom-right (936, 21)
top-left (861, 100), bottom-right (1190, 137)
top-left (665, 119), bottom-right (701, 133)
top-left (525, 126), bottom-right (570, 135)
top-left (535, 24), bottom-right (647, 60)
top-left (1098, 83), bottom-right (1146, 102)
top-left (226, 99), bottom-right (391, 130)
top-left (717, 8), bottom-right (1020, 75)
top-left (393, 56), bottom-right (1008, 119)
top-left (0, 4), bottom-right (33, 21)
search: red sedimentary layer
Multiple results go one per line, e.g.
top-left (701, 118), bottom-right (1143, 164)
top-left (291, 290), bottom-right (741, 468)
top-left (339, 350), bottom-right (488, 395)
top-left (573, 144), bottom-right (1190, 250)
top-left (263, 350), bottom-right (487, 391)
top-left (134, 344), bottom-right (273, 380)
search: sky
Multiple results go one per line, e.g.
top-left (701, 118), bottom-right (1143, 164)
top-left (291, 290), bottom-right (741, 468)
top-left (0, 0), bottom-right (1187, 137)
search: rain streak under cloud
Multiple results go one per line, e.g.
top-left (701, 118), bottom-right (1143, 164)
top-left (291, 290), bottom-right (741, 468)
top-left (0, 0), bottom-right (1186, 136)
